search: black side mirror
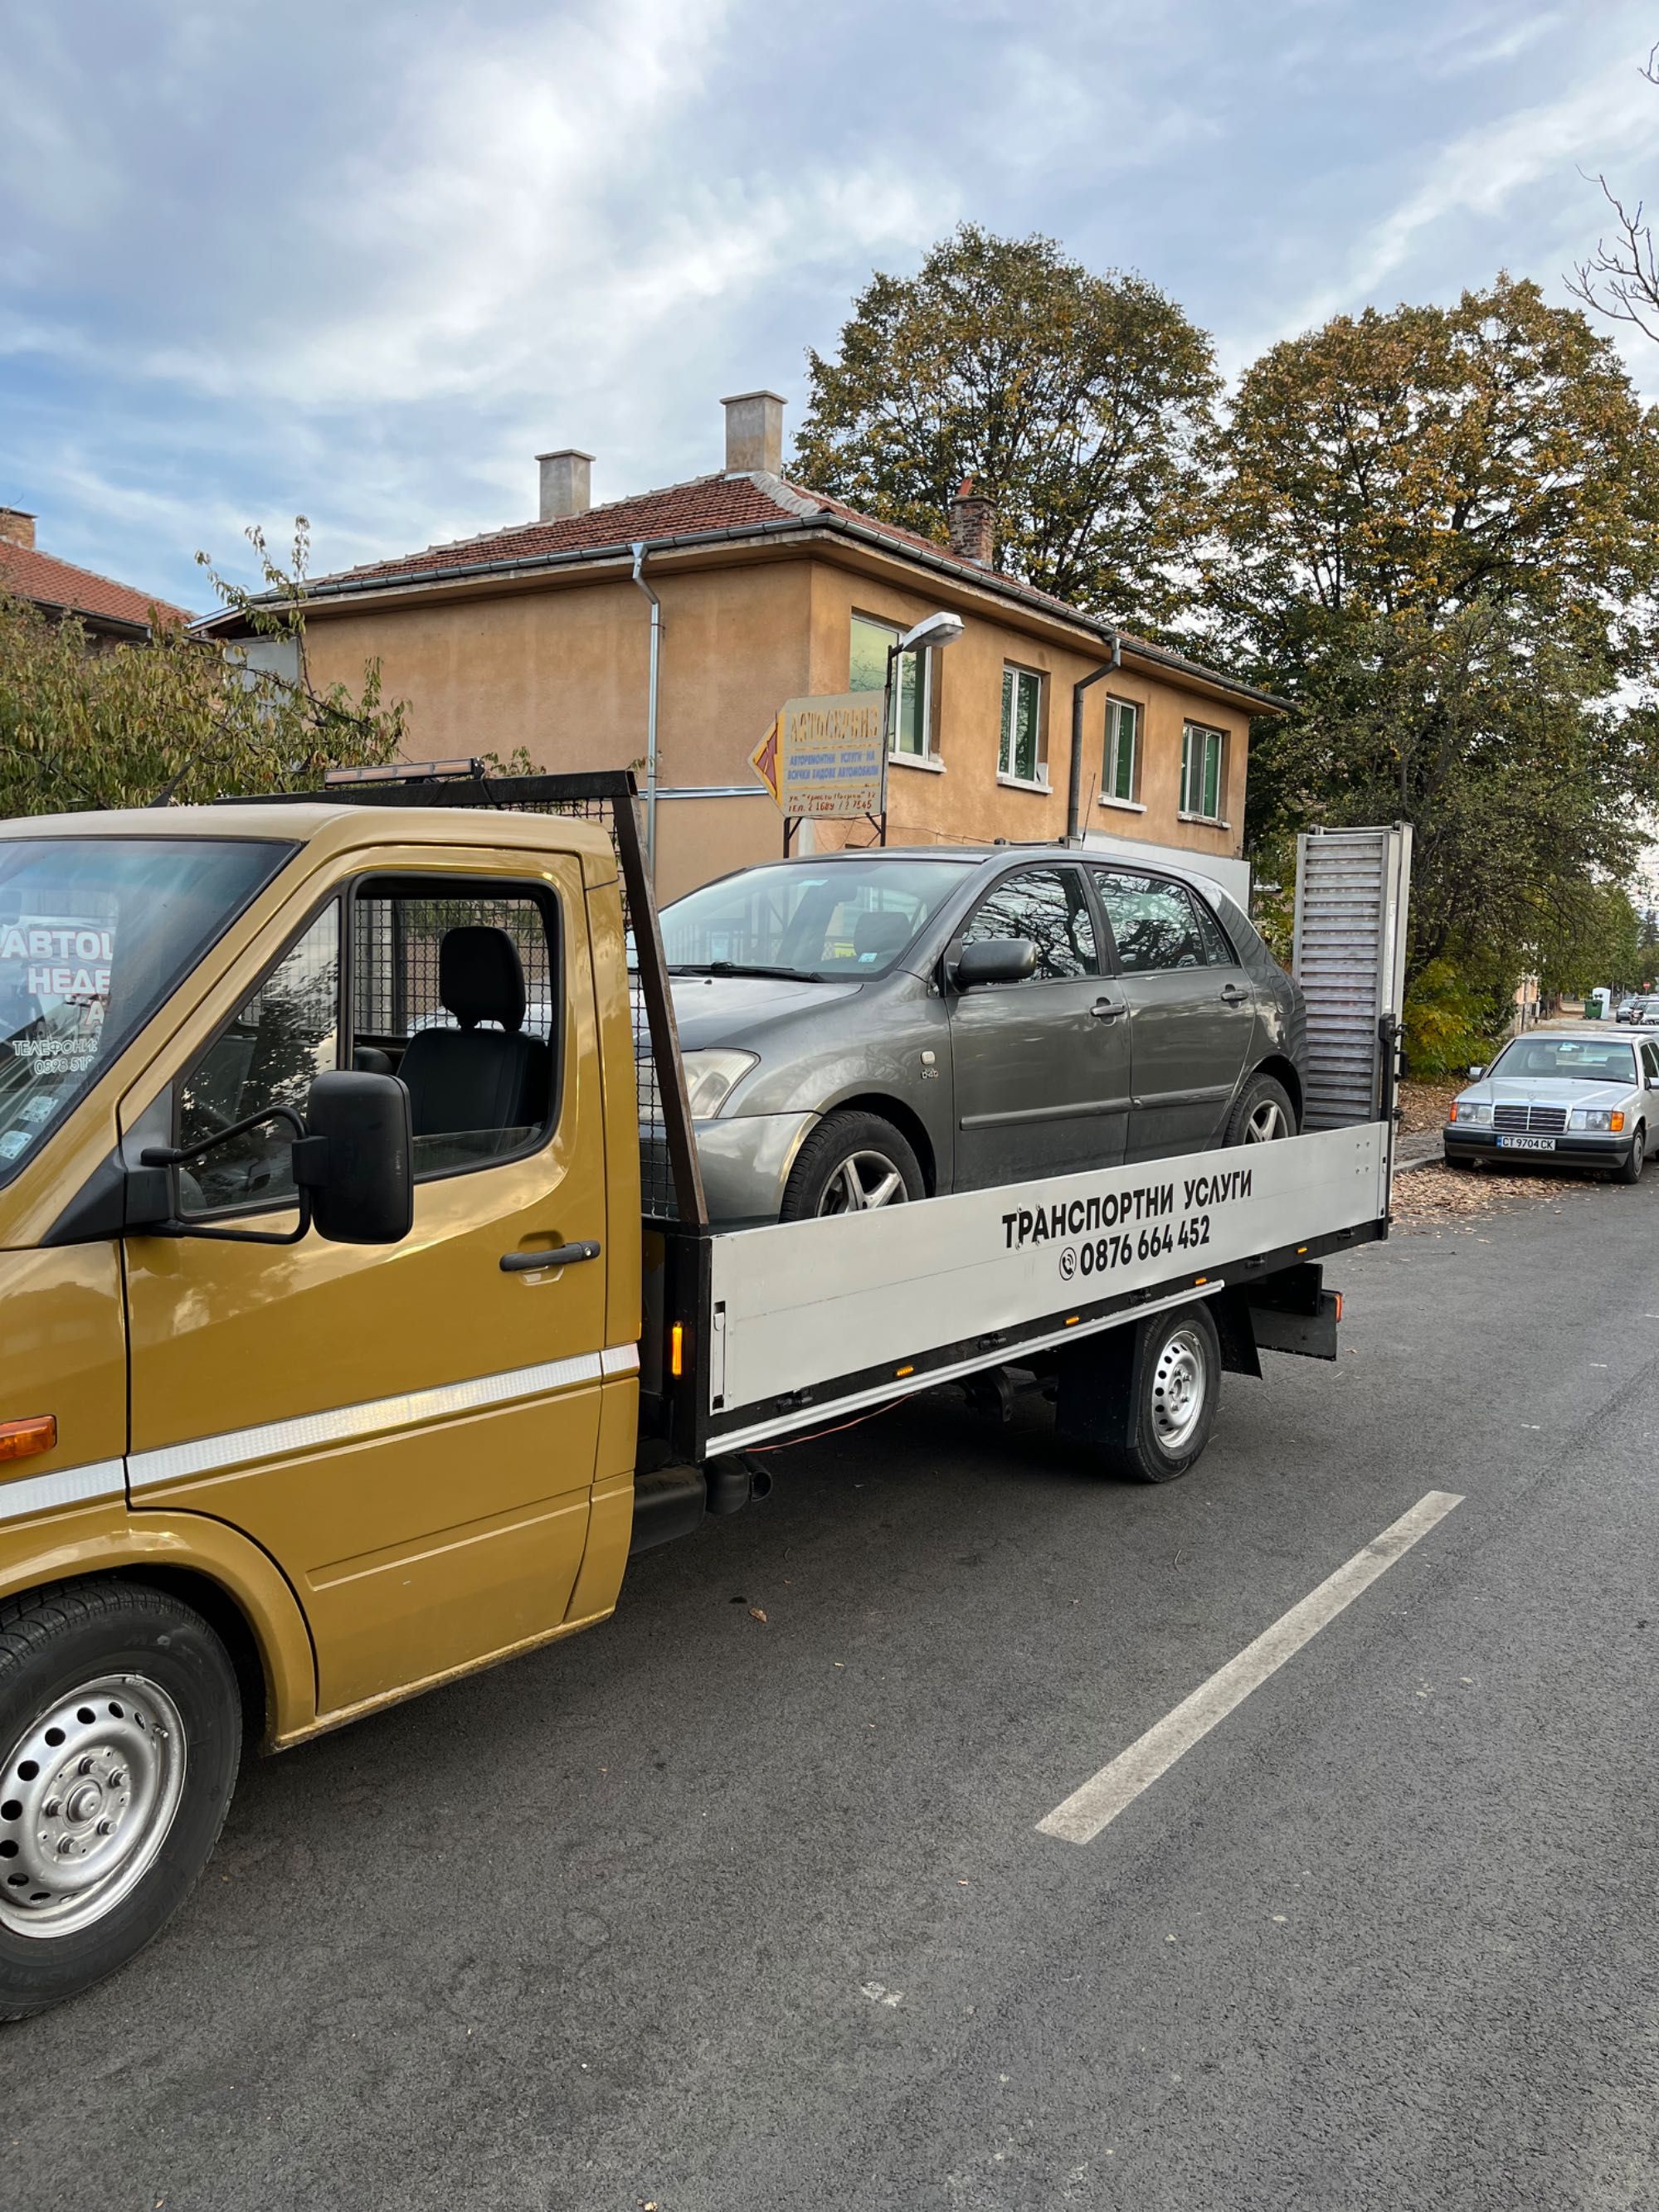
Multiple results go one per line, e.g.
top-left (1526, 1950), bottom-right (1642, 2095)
top-left (954, 937), bottom-right (1039, 989)
top-left (296, 1071), bottom-right (414, 1245)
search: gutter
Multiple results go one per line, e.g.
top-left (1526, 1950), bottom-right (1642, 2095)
top-left (1067, 637), bottom-right (1120, 841)
top-left (630, 542), bottom-right (663, 881)
top-left (207, 513), bottom-right (1289, 716)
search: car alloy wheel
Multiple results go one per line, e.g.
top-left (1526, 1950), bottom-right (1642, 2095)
top-left (819, 1150), bottom-right (910, 1214)
top-left (1244, 1099), bottom-right (1290, 1141)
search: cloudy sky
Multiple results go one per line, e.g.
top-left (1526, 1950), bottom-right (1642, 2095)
top-left (4, 0), bottom-right (1658, 613)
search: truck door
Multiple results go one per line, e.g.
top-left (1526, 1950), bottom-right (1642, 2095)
top-left (947, 863), bottom-right (1131, 1186)
top-left (123, 856), bottom-right (616, 1719)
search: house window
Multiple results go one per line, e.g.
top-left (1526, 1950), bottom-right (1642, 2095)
top-left (849, 613), bottom-right (932, 759)
top-left (1104, 698), bottom-right (1139, 803)
top-left (999, 666), bottom-right (1045, 785)
top-left (1180, 723), bottom-right (1224, 820)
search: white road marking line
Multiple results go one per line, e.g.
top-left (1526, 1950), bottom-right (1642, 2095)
top-left (1037, 1490), bottom-right (1465, 1845)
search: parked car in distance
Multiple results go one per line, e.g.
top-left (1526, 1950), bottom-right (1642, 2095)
top-left (1620, 994), bottom-right (1659, 1026)
top-left (1444, 1028), bottom-right (1659, 1181)
top-left (655, 844), bottom-right (1306, 1225)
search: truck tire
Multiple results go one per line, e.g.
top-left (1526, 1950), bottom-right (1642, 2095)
top-left (0, 1579), bottom-right (241, 2020)
top-left (1223, 1071), bottom-right (1297, 1146)
top-left (780, 1111), bottom-right (924, 1220)
top-left (1616, 1125), bottom-right (1646, 1184)
top-left (1097, 1301), bottom-right (1222, 1483)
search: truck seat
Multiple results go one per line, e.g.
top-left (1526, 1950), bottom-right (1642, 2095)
top-left (397, 926), bottom-right (551, 1138)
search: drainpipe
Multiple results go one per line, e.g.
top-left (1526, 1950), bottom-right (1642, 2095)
top-left (630, 542), bottom-right (662, 880)
top-left (1067, 634), bottom-right (1121, 843)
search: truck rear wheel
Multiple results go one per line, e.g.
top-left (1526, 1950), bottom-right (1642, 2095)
top-left (1096, 1303), bottom-right (1221, 1483)
top-left (0, 1580), bottom-right (241, 2020)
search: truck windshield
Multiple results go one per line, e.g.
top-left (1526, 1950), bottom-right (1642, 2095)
top-left (660, 857), bottom-right (973, 980)
top-left (1488, 1038), bottom-right (1638, 1085)
top-left (0, 836), bottom-right (291, 1185)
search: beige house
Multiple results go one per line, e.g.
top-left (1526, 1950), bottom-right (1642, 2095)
top-left (209, 395), bottom-right (1281, 904)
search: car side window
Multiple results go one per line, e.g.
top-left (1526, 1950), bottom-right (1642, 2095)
top-left (353, 878), bottom-right (561, 1179)
top-left (1190, 895), bottom-right (1238, 967)
top-left (961, 868), bottom-right (1098, 982)
top-left (1644, 1043), bottom-right (1659, 1086)
top-left (1091, 869), bottom-right (1209, 973)
top-left (177, 903), bottom-right (342, 1216)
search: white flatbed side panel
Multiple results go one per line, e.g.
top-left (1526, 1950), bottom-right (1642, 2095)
top-left (708, 1125), bottom-right (1388, 1417)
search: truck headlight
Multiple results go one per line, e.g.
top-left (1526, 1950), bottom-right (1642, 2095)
top-left (1568, 1107), bottom-right (1624, 1131)
top-left (1452, 1101), bottom-right (1492, 1125)
top-left (680, 1049), bottom-right (759, 1118)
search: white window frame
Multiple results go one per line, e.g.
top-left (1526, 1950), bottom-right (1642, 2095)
top-left (1180, 722), bottom-right (1226, 824)
top-left (998, 664), bottom-right (1048, 789)
top-left (1102, 697), bottom-right (1143, 812)
top-left (849, 613), bottom-right (937, 763)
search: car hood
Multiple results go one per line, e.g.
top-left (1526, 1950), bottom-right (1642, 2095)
top-left (1462, 1077), bottom-right (1636, 1109)
top-left (668, 970), bottom-right (867, 1051)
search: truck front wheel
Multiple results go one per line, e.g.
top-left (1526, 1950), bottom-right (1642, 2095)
top-left (0, 1579), bottom-right (241, 2020)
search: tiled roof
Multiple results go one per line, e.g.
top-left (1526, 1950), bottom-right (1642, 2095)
top-left (0, 541), bottom-right (190, 632)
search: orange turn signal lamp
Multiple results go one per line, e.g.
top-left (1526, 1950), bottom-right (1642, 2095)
top-left (670, 1323), bottom-right (684, 1379)
top-left (0, 1415), bottom-right (56, 1464)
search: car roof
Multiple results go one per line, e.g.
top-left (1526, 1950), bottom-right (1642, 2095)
top-left (1501, 1028), bottom-right (1642, 1046)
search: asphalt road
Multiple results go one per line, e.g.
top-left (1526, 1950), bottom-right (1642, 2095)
top-left (8, 1169), bottom-right (1658, 2212)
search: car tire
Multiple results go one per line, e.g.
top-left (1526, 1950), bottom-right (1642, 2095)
top-left (1444, 1152), bottom-right (1470, 1169)
top-left (0, 1579), bottom-right (241, 2020)
top-left (780, 1111), bottom-right (925, 1220)
top-left (1223, 1071), bottom-right (1297, 1147)
top-left (1617, 1125), bottom-right (1647, 1184)
top-left (1094, 1301), bottom-right (1222, 1484)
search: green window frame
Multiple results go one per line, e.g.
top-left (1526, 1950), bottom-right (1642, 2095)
top-left (1104, 698), bottom-right (1139, 803)
top-left (849, 613), bottom-right (931, 759)
top-left (999, 666), bottom-right (1044, 784)
top-left (1180, 723), bottom-right (1224, 820)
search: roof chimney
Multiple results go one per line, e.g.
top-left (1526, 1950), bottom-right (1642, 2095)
top-left (537, 450), bottom-right (593, 523)
top-left (0, 508), bottom-right (36, 552)
top-left (948, 478), bottom-right (992, 566)
top-left (722, 391), bottom-right (785, 476)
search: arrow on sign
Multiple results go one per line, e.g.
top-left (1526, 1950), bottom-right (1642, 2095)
top-left (750, 717), bottom-right (781, 805)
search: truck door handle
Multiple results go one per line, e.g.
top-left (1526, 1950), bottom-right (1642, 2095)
top-left (1090, 996), bottom-right (1126, 1021)
top-left (499, 1240), bottom-right (601, 1273)
top-left (1219, 984), bottom-right (1249, 1006)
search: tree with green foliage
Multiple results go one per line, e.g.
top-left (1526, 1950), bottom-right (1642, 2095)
top-left (793, 224), bottom-right (1219, 630)
top-left (0, 521), bottom-right (404, 816)
top-left (1205, 276), bottom-right (1659, 1017)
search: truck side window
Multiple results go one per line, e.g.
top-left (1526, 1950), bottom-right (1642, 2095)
top-left (176, 903), bottom-right (342, 1216)
top-left (353, 879), bottom-right (560, 1179)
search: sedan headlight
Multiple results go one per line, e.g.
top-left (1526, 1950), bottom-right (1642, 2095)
top-left (1568, 1107), bottom-right (1626, 1132)
top-left (680, 1048), bottom-right (759, 1118)
top-left (1452, 1100), bottom-right (1492, 1125)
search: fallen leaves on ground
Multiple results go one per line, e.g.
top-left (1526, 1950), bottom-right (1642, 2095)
top-left (1391, 1160), bottom-right (1604, 1230)
top-left (748, 1607), bottom-right (768, 1624)
top-left (1399, 1080), bottom-right (1460, 1136)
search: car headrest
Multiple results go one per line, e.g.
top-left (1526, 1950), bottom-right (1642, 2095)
top-left (853, 910), bottom-right (912, 960)
top-left (439, 926), bottom-right (527, 1033)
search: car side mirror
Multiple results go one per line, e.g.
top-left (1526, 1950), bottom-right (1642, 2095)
top-left (954, 938), bottom-right (1039, 988)
top-left (299, 1071), bottom-right (414, 1245)
top-left (1467, 1065), bottom-right (1485, 1081)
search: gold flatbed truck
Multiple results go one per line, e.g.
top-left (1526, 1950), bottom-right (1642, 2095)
top-left (0, 771), bottom-right (1404, 2016)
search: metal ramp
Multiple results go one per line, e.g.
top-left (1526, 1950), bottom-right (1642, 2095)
top-left (1292, 826), bottom-right (1413, 1130)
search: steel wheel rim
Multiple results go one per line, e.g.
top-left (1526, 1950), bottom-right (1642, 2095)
top-left (1245, 1099), bottom-right (1287, 1142)
top-left (0, 1673), bottom-right (187, 1938)
top-left (818, 1150), bottom-right (908, 1215)
top-left (1151, 1326), bottom-right (1208, 1452)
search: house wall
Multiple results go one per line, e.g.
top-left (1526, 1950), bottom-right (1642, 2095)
top-left (299, 547), bottom-right (1252, 897)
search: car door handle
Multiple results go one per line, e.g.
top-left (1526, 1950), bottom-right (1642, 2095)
top-left (1219, 984), bottom-right (1250, 1006)
top-left (499, 1240), bottom-right (601, 1273)
top-left (1090, 996), bottom-right (1126, 1021)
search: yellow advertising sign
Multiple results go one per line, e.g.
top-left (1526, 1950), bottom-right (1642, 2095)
top-left (748, 693), bottom-right (888, 819)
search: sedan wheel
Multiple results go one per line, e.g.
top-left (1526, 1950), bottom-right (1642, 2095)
top-left (1222, 1072), bottom-right (1298, 1150)
top-left (1244, 1098), bottom-right (1290, 1142)
top-left (820, 1150), bottom-right (908, 1215)
top-left (779, 1109), bottom-right (927, 1223)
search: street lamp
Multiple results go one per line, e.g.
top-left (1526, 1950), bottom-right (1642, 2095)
top-left (879, 610), bottom-right (966, 846)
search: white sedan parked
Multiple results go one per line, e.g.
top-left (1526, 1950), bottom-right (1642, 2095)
top-left (1444, 1028), bottom-right (1659, 1182)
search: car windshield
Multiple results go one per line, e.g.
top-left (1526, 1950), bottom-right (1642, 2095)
top-left (0, 837), bottom-right (290, 1184)
top-left (660, 857), bottom-right (973, 979)
top-left (1488, 1038), bottom-right (1638, 1085)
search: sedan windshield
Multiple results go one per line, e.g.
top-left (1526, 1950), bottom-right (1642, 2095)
top-left (0, 837), bottom-right (290, 1184)
top-left (661, 857), bottom-right (973, 979)
top-left (1488, 1038), bottom-right (1637, 1086)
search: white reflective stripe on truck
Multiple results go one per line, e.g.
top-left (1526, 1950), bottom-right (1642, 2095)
top-left (0, 1458), bottom-right (127, 1524)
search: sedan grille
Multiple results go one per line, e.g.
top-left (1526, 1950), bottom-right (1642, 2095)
top-left (1493, 1104), bottom-right (1568, 1133)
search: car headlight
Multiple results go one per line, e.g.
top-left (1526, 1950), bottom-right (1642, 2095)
top-left (1568, 1107), bottom-right (1625, 1131)
top-left (680, 1048), bottom-right (759, 1118)
top-left (1452, 1100), bottom-right (1492, 1125)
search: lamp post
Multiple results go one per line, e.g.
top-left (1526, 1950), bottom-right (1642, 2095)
top-left (879, 610), bottom-right (965, 846)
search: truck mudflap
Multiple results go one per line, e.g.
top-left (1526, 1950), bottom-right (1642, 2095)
top-left (1243, 1262), bottom-right (1343, 1362)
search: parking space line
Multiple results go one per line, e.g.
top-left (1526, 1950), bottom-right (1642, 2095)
top-left (1037, 1490), bottom-right (1464, 1845)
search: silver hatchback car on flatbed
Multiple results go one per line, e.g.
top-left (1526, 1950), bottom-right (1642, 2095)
top-left (1444, 1028), bottom-right (1659, 1181)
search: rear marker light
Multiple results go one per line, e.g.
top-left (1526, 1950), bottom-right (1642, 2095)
top-left (0, 1416), bottom-right (56, 1463)
top-left (669, 1324), bottom-right (684, 1379)
top-left (1334, 1293), bottom-right (1344, 1323)
top-left (895, 1364), bottom-right (914, 1378)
